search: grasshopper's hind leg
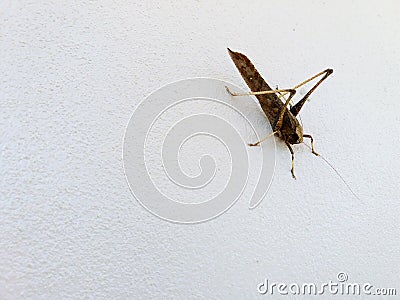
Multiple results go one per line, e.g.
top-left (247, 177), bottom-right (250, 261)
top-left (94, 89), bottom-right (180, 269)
top-left (227, 87), bottom-right (297, 147)
top-left (225, 87), bottom-right (295, 98)
top-left (285, 142), bottom-right (296, 180)
top-left (290, 69), bottom-right (333, 116)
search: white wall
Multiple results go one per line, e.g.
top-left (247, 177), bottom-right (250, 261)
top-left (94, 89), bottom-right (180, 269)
top-left (1, 1), bottom-right (399, 299)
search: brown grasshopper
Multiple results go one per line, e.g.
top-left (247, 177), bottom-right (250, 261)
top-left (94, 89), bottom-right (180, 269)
top-left (226, 48), bottom-right (333, 179)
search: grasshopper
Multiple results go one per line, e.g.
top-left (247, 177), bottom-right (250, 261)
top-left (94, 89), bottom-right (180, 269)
top-left (226, 48), bottom-right (333, 179)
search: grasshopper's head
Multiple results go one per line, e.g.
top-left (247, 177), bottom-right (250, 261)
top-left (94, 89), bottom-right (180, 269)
top-left (286, 125), bottom-right (303, 144)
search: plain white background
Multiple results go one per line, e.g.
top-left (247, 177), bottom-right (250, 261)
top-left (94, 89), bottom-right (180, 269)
top-left (1, 1), bottom-right (399, 299)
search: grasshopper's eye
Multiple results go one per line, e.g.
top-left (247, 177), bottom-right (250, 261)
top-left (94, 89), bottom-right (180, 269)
top-left (289, 133), bottom-right (300, 143)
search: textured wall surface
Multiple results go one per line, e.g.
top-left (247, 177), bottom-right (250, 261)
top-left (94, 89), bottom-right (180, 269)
top-left (1, 1), bottom-right (399, 299)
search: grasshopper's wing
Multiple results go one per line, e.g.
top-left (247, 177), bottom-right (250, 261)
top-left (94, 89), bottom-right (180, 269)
top-left (227, 48), bottom-right (284, 124)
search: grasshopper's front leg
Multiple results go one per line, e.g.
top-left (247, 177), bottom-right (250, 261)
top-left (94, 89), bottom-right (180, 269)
top-left (303, 134), bottom-right (319, 156)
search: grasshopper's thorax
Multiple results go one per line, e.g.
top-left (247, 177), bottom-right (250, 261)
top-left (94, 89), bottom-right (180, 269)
top-left (279, 116), bottom-right (304, 145)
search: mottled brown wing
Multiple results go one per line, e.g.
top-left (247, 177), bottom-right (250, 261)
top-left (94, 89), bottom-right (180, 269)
top-left (227, 48), bottom-right (284, 126)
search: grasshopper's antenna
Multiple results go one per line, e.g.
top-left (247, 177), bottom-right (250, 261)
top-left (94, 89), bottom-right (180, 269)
top-left (303, 143), bottom-right (361, 201)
